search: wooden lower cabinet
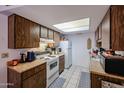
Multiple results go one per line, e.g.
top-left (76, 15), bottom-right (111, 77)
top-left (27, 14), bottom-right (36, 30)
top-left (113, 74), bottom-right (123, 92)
top-left (7, 63), bottom-right (46, 88)
top-left (91, 73), bottom-right (124, 88)
top-left (59, 55), bottom-right (65, 74)
top-left (22, 70), bottom-right (46, 88)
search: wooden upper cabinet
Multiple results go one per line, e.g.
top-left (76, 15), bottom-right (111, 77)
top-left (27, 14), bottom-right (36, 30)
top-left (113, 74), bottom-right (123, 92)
top-left (95, 5), bottom-right (124, 50)
top-left (40, 26), bottom-right (48, 38)
top-left (101, 9), bottom-right (110, 50)
top-left (111, 6), bottom-right (124, 50)
top-left (98, 23), bottom-right (102, 40)
top-left (8, 14), bottom-right (40, 49)
top-left (48, 29), bottom-right (54, 40)
top-left (54, 31), bottom-right (60, 46)
top-left (30, 21), bottom-right (40, 47)
top-left (95, 28), bottom-right (99, 41)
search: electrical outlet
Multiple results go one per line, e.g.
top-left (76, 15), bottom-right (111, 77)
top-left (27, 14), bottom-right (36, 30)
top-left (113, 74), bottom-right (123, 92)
top-left (1, 53), bottom-right (9, 58)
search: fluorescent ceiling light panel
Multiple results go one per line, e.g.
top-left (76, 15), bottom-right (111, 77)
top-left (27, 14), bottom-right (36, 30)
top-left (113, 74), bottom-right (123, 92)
top-left (53, 18), bottom-right (90, 32)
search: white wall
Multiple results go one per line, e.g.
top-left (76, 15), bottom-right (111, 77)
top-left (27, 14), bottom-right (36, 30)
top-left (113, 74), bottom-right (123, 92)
top-left (67, 32), bottom-right (95, 69)
top-left (0, 14), bottom-right (22, 87)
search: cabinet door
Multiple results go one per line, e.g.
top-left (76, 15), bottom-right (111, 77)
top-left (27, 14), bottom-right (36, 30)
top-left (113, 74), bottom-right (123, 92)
top-left (30, 21), bottom-right (40, 47)
top-left (40, 26), bottom-right (48, 38)
top-left (99, 23), bottom-right (102, 40)
top-left (91, 73), bottom-right (102, 88)
top-left (101, 9), bottom-right (110, 49)
top-left (91, 73), bottom-right (124, 88)
top-left (15, 16), bottom-right (30, 48)
top-left (48, 29), bottom-right (54, 39)
top-left (15, 15), bottom-right (40, 48)
top-left (111, 6), bottom-right (124, 50)
top-left (54, 32), bottom-right (60, 46)
top-left (59, 55), bottom-right (65, 74)
top-left (95, 28), bottom-right (99, 47)
top-left (22, 69), bottom-right (46, 88)
top-left (95, 28), bottom-right (99, 41)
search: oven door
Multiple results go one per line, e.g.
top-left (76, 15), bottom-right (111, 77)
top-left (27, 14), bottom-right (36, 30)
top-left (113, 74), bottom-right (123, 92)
top-left (47, 59), bottom-right (59, 78)
top-left (47, 59), bottom-right (59, 87)
top-left (50, 61), bottom-right (58, 70)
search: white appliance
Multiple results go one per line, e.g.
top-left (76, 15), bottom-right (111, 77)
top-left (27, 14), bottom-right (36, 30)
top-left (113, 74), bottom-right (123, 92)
top-left (59, 41), bottom-right (72, 69)
top-left (46, 56), bottom-right (59, 87)
top-left (35, 53), bottom-right (59, 87)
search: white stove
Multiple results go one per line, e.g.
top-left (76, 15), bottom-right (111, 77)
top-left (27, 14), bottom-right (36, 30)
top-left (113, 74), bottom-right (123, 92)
top-left (35, 53), bottom-right (59, 87)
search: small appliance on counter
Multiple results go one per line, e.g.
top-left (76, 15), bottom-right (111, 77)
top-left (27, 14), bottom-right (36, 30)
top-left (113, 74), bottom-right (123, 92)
top-left (100, 53), bottom-right (124, 77)
top-left (27, 51), bottom-right (35, 62)
top-left (20, 53), bottom-right (26, 63)
top-left (51, 47), bottom-right (56, 55)
top-left (57, 47), bottom-right (62, 53)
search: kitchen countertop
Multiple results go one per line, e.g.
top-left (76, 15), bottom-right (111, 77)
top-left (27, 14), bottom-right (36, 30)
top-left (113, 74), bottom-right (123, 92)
top-left (102, 53), bottom-right (124, 60)
top-left (51, 52), bottom-right (65, 57)
top-left (90, 60), bottom-right (124, 80)
top-left (57, 52), bottom-right (65, 56)
top-left (8, 59), bottom-right (46, 73)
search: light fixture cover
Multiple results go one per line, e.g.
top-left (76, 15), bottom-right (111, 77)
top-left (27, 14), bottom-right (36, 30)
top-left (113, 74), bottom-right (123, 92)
top-left (53, 18), bottom-right (90, 32)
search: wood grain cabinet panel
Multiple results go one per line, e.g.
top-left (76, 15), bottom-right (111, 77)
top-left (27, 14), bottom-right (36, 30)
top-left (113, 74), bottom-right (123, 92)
top-left (95, 28), bottom-right (100, 47)
top-left (95, 5), bottom-right (124, 50)
top-left (40, 26), bottom-right (48, 38)
top-left (22, 69), bottom-right (46, 88)
top-left (8, 14), bottom-right (40, 49)
top-left (48, 29), bottom-right (54, 40)
top-left (111, 6), bottom-right (124, 50)
top-left (54, 31), bottom-right (60, 46)
top-left (99, 23), bottom-right (102, 40)
top-left (91, 73), bottom-right (124, 88)
top-left (95, 28), bottom-right (99, 42)
top-left (59, 55), bottom-right (65, 74)
top-left (101, 9), bottom-right (110, 49)
top-left (7, 63), bottom-right (46, 88)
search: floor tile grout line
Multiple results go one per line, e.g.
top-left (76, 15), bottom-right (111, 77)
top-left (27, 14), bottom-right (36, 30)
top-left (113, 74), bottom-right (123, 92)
top-left (64, 68), bottom-right (75, 87)
top-left (63, 66), bottom-right (77, 88)
top-left (66, 66), bottom-right (79, 88)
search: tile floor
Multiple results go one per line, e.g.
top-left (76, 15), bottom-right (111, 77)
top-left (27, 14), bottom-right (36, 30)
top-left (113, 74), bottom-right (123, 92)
top-left (49, 65), bottom-right (91, 88)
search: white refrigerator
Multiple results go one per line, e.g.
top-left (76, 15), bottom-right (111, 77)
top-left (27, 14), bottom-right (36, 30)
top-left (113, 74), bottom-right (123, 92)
top-left (59, 41), bottom-right (72, 69)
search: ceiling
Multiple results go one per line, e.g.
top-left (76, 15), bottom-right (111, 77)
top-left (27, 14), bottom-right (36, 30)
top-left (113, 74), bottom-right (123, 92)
top-left (5, 5), bottom-right (109, 34)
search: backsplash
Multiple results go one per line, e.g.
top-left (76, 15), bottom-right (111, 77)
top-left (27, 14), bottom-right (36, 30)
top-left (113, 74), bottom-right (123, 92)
top-left (28, 43), bottom-right (47, 52)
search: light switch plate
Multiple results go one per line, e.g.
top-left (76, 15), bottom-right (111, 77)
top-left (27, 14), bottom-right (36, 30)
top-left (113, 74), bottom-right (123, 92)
top-left (1, 53), bottom-right (9, 58)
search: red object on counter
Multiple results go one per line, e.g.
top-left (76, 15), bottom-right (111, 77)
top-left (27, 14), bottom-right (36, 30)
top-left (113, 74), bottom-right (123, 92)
top-left (7, 59), bottom-right (19, 66)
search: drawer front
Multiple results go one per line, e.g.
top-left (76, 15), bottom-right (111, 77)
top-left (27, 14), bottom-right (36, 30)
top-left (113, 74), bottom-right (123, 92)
top-left (22, 63), bottom-right (46, 80)
top-left (91, 73), bottom-right (124, 88)
top-left (59, 55), bottom-right (64, 60)
top-left (22, 69), bottom-right (46, 88)
top-left (59, 59), bottom-right (65, 74)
